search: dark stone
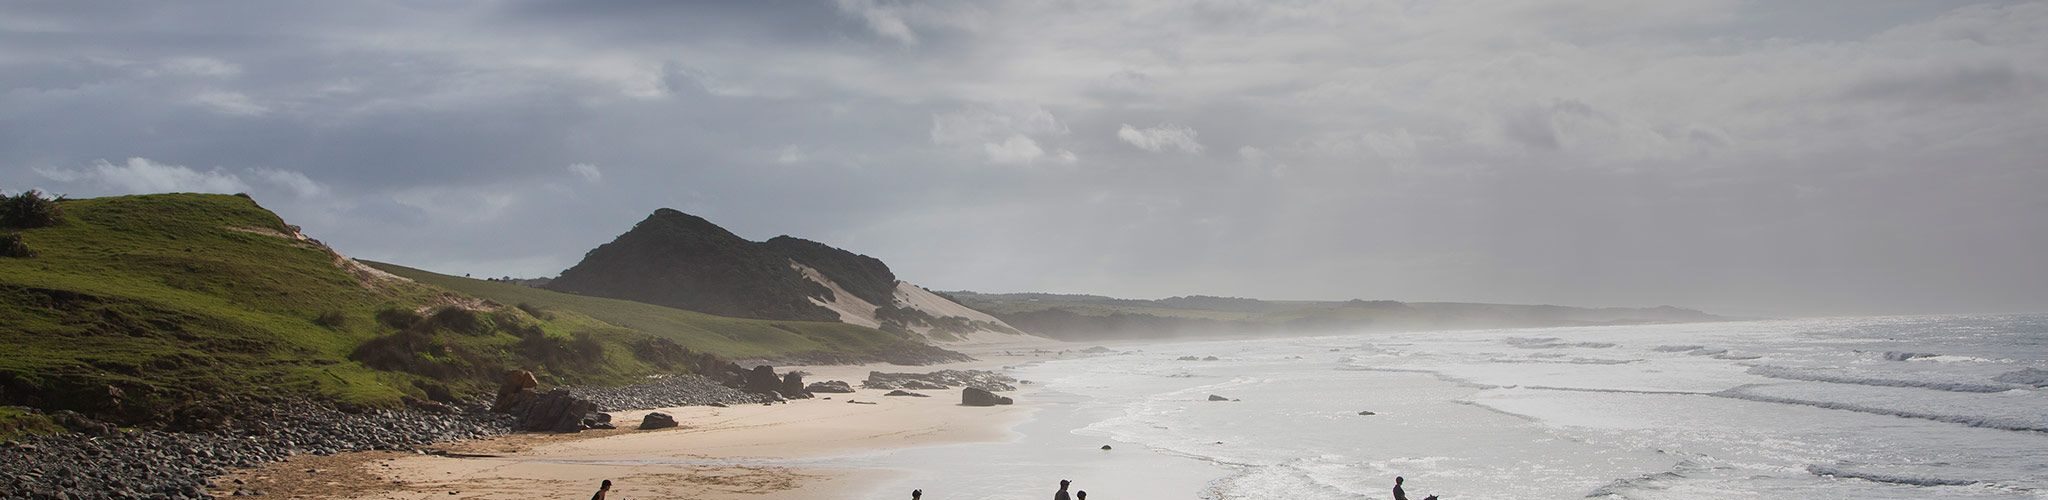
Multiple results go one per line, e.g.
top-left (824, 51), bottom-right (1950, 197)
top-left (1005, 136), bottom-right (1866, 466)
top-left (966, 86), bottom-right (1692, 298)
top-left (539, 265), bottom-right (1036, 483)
top-left (1357, 411), bottom-right (1376, 416)
top-left (884, 390), bottom-right (929, 397)
top-left (961, 387), bottom-right (1007, 407)
top-left (779, 372), bottom-right (812, 399)
top-left (639, 412), bottom-right (678, 430)
top-left (745, 365), bottom-right (782, 394)
top-left (1208, 395), bottom-right (1229, 401)
top-left (803, 380), bottom-right (855, 393)
top-left (1100, 445), bottom-right (1112, 450)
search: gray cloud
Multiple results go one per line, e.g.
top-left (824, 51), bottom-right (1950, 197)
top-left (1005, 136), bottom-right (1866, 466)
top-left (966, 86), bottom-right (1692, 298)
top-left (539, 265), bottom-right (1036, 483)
top-left (3, 0), bottom-right (2045, 316)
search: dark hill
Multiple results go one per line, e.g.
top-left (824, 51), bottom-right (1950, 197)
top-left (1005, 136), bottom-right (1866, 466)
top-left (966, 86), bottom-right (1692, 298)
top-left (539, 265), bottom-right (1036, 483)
top-left (545, 209), bottom-right (840, 321)
top-left (546, 210), bottom-right (904, 322)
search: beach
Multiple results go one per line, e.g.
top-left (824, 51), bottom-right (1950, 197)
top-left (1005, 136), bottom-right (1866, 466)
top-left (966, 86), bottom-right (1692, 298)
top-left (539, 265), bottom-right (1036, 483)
top-left (216, 343), bottom-right (1060, 500)
top-left (219, 315), bottom-right (2048, 499)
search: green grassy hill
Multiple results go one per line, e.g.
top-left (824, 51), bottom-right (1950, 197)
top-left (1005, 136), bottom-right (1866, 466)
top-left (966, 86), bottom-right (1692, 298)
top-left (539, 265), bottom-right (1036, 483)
top-left (0, 193), bottom-right (949, 436)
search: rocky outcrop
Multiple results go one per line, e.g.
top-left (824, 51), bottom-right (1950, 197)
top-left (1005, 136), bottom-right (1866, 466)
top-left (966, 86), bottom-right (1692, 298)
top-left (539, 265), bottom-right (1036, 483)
top-left (884, 390), bottom-right (929, 397)
top-left (961, 387), bottom-right (1013, 406)
top-left (780, 371), bottom-right (811, 399)
top-left (744, 365), bottom-right (780, 394)
top-left (640, 412), bottom-right (677, 430)
top-left (490, 369), bottom-right (540, 412)
top-left (510, 389), bottom-right (598, 433)
top-left (863, 370), bottom-right (1018, 392)
top-left (804, 380), bottom-right (855, 393)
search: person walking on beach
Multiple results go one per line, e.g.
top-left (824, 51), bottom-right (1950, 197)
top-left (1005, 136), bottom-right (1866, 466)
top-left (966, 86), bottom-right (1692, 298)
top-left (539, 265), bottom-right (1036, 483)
top-left (912, 489), bottom-right (922, 499)
top-left (1055, 479), bottom-right (1073, 500)
top-left (1393, 476), bottom-right (1408, 500)
top-left (591, 480), bottom-right (612, 500)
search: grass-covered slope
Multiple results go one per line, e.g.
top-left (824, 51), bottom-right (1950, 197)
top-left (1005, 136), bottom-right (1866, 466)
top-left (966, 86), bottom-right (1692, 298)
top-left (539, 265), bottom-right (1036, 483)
top-left (0, 194), bottom-right (439, 417)
top-left (0, 193), bottom-right (956, 433)
top-left (367, 262), bottom-right (961, 364)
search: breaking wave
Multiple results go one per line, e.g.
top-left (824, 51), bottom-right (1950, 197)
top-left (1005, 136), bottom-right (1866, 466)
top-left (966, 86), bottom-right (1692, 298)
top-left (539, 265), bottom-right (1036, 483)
top-left (1746, 365), bottom-right (2015, 393)
top-left (1804, 463), bottom-right (1980, 487)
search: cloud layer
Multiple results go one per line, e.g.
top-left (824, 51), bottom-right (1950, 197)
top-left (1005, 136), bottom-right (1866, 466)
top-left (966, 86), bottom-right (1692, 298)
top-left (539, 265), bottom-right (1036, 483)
top-left (3, 1), bottom-right (2044, 315)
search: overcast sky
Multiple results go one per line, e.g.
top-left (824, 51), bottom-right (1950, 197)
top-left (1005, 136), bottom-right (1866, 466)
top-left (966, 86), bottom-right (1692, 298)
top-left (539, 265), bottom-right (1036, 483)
top-left (3, 1), bottom-right (2044, 316)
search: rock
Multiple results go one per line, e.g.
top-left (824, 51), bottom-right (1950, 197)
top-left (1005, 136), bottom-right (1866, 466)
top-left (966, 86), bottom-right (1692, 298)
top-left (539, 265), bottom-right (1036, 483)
top-left (884, 390), bottom-right (929, 398)
top-left (804, 380), bottom-right (856, 393)
top-left (639, 412), bottom-right (678, 430)
top-left (1177, 356), bottom-right (1201, 361)
top-left (848, 400), bottom-right (877, 405)
top-left (1100, 445), bottom-right (1112, 450)
top-left (1208, 395), bottom-right (1230, 401)
top-left (491, 370), bottom-right (540, 413)
top-left (511, 389), bottom-right (598, 432)
top-left (1357, 411), bottom-right (1376, 416)
top-left (745, 365), bottom-right (782, 394)
top-left (863, 370), bottom-right (1018, 392)
top-left (1202, 356), bottom-right (1220, 361)
top-left (961, 387), bottom-right (1009, 407)
top-left (779, 371), bottom-right (812, 399)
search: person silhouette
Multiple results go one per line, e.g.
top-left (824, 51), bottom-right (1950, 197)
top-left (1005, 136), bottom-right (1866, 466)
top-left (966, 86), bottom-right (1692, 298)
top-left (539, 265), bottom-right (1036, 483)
top-left (1077, 491), bottom-right (1088, 500)
top-left (1393, 476), bottom-right (1407, 500)
top-left (591, 479), bottom-right (612, 500)
top-left (912, 489), bottom-right (923, 499)
top-left (1055, 479), bottom-right (1073, 500)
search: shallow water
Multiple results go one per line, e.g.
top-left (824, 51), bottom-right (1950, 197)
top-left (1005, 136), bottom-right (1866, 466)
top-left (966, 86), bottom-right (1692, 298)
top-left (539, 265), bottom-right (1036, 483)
top-left (839, 314), bottom-right (2048, 499)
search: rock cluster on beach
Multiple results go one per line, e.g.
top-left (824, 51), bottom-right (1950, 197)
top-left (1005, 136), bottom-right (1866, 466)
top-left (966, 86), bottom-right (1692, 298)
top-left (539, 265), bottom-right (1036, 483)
top-left (0, 399), bottom-right (509, 500)
top-left (0, 374), bottom-right (768, 500)
top-left (862, 370), bottom-right (1018, 392)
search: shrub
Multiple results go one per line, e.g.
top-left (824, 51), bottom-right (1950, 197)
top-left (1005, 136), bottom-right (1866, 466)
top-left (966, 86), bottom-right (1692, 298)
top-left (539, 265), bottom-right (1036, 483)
top-left (375, 307), bottom-right (423, 330)
top-left (312, 311), bottom-right (349, 329)
top-left (422, 307), bottom-right (487, 334)
top-left (0, 233), bottom-right (32, 258)
top-left (514, 302), bottom-right (554, 320)
top-left (0, 190), bottom-right (64, 229)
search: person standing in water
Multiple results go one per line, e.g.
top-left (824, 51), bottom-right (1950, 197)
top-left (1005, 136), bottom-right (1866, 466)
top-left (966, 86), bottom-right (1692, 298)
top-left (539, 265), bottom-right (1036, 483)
top-left (1055, 479), bottom-right (1073, 500)
top-left (591, 480), bottom-right (612, 500)
top-left (1393, 476), bottom-right (1408, 500)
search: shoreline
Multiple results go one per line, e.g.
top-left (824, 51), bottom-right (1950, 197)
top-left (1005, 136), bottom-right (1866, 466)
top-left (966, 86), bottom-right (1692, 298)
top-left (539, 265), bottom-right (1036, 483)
top-left (218, 341), bottom-right (1067, 499)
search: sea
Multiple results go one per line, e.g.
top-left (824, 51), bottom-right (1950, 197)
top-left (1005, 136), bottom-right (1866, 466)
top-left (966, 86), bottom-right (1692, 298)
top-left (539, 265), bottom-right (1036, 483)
top-left (817, 314), bottom-right (2048, 499)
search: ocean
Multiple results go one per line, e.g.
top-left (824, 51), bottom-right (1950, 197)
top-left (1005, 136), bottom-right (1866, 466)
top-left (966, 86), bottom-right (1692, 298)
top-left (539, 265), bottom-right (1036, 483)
top-left (827, 314), bottom-right (2048, 499)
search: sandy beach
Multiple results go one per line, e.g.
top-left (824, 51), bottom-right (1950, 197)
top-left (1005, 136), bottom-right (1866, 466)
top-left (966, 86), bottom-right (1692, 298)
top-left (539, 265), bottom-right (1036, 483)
top-left (217, 340), bottom-right (1069, 500)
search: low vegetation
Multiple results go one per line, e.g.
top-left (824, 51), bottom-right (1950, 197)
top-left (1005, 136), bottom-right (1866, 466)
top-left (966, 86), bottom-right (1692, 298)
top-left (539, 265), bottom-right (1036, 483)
top-left (0, 193), bottom-right (957, 431)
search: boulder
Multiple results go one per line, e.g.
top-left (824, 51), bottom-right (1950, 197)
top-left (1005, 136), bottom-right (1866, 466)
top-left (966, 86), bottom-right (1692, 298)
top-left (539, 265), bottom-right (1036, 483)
top-left (514, 389), bottom-right (598, 432)
top-left (1357, 411), bottom-right (1376, 416)
top-left (1207, 395), bottom-right (1230, 402)
top-left (779, 372), bottom-right (812, 399)
top-left (804, 380), bottom-right (856, 393)
top-left (744, 365), bottom-right (781, 394)
top-left (884, 390), bottom-right (929, 397)
top-left (639, 412), bottom-right (677, 430)
top-left (962, 387), bottom-right (1008, 407)
top-left (491, 369), bottom-right (540, 412)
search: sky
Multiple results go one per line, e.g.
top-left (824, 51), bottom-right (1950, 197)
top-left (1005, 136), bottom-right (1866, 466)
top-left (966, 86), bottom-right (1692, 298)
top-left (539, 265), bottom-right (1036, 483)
top-left (2, 1), bottom-right (2044, 317)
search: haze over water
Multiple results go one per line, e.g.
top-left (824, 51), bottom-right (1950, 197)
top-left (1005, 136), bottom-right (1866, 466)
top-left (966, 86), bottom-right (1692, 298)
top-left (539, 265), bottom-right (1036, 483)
top-left (826, 315), bottom-right (2048, 499)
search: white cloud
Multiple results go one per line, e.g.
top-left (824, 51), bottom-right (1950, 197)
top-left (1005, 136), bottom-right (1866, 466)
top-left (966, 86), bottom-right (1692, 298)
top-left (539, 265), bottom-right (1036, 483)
top-left (36, 158), bottom-right (251, 194)
top-left (932, 103), bottom-right (1071, 164)
top-left (188, 90), bottom-right (269, 116)
top-left (983, 135), bottom-right (1044, 164)
top-left (252, 168), bottom-right (328, 198)
top-left (775, 145), bottom-right (809, 164)
top-left (157, 57), bottom-right (242, 78)
top-left (567, 163), bottom-right (603, 183)
top-left (33, 158), bottom-right (333, 200)
top-left (1117, 124), bottom-right (1205, 154)
top-left (834, 0), bottom-right (920, 45)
